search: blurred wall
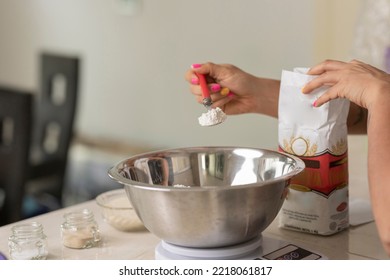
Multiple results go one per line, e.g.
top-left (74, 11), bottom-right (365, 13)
top-left (0, 0), bottom-right (363, 152)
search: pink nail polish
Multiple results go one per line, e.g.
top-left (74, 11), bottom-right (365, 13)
top-left (191, 78), bottom-right (198, 85)
top-left (227, 92), bottom-right (234, 98)
top-left (191, 63), bottom-right (202, 69)
top-left (313, 100), bottom-right (317, 107)
top-left (211, 84), bottom-right (221, 92)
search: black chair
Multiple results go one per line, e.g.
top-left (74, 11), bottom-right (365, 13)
top-left (24, 53), bottom-right (79, 217)
top-left (0, 88), bottom-right (33, 225)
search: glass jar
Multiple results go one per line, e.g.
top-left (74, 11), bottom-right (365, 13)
top-left (8, 222), bottom-right (48, 260)
top-left (61, 208), bottom-right (100, 249)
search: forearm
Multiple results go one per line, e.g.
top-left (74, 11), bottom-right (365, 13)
top-left (367, 101), bottom-right (390, 255)
top-left (252, 78), bottom-right (280, 118)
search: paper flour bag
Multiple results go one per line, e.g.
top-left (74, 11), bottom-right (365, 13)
top-left (278, 68), bottom-right (350, 235)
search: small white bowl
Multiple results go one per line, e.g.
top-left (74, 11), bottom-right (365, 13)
top-left (96, 189), bottom-right (145, 232)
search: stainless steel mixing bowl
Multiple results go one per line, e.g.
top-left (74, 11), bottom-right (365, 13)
top-left (108, 146), bottom-right (304, 248)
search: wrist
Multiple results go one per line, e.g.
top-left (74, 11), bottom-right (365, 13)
top-left (368, 79), bottom-right (390, 111)
top-left (255, 78), bottom-right (280, 118)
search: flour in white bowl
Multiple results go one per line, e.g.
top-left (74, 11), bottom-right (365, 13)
top-left (173, 184), bottom-right (191, 188)
top-left (198, 107), bottom-right (227, 126)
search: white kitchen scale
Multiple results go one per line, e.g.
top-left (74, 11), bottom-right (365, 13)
top-left (155, 235), bottom-right (327, 260)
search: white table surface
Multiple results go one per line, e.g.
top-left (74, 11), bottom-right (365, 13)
top-left (0, 198), bottom-right (387, 260)
top-left (0, 136), bottom-right (389, 260)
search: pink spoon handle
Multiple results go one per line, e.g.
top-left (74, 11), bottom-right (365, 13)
top-left (195, 73), bottom-right (210, 99)
top-left (195, 73), bottom-right (212, 108)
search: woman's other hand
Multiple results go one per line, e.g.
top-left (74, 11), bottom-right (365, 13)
top-left (302, 59), bottom-right (390, 111)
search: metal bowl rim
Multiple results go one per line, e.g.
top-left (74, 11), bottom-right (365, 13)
top-left (108, 146), bottom-right (305, 191)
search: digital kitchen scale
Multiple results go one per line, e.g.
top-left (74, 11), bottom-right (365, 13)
top-left (155, 235), bottom-right (327, 260)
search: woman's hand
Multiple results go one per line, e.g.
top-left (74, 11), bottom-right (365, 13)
top-left (184, 62), bottom-right (280, 117)
top-left (302, 59), bottom-right (390, 111)
top-left (304, 59), bottom-right (390, 255)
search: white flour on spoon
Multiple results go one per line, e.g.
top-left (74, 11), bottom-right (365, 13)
top-left (198, 107), bottom-right (227, 126)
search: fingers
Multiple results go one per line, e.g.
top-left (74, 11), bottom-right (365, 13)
top-left (189, 76), bottom-right (229, 107)
top-left (189, 62), bottom-right (231, 82)
top-left (184, 63), bottom-right (205, 85)
top-left (185, 62), bottom-right (215, 88)
top-left (313, 86), bottom-right (342, 107)
top-left (189, 82), bottom-right (222, 95)
top-left (306, 59), bottom-right (346, 75)
top-left (303, 60), bottom-right (350, 94)
top-left (302, 71), bottom-right (339, 94)
top-left (303, 71), bottom-right (343, 107)
top-left (303, 60), bottom-right (348, 107)
top-left (211, 93), bottom-right (235, 109)
top-left (191, 62), bottom-right (213, 74)
top-left (186, 62), bottom-right (230, 96)
top-left (193, 89), bottom-right (234, 107)
top-left (185, 62), bottom-right (237, 110)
